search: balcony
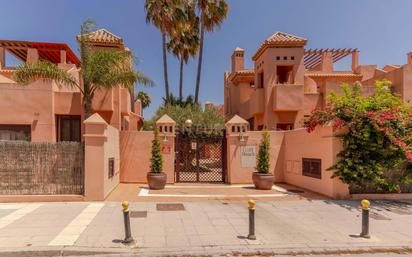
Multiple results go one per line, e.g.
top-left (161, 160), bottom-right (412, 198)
top-left (272, 84), bottom-right (304, 111)
top-left (250, 88), bottom-right (264, 115)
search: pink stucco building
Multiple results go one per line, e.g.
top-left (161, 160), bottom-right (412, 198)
top-left (224, 32), bottom-right (412, 130)
top-left (0, 29), bottom-right (143, 142)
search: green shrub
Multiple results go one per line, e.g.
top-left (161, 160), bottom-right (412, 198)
top-left (150, 128), bottom-right (163, 173)
top-left (256, 132), bottom-right (270, 174)
top-left (305, 80), bottom-right (412, 193)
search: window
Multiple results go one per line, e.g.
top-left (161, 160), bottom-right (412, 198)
top-left (283, 56), bottom-right (287, 60)
top-left (276, 123), bottom-right (294, 131)
top-left (108, 158), bottom-right (115, 178)
top-left (291, 56), bottom-right (295, 60)
top-left (276, 56), bottom-right (280, 60)
top-left (302, 158), bottom-right (321, 179)
top-left (257, 72), bottom-right (264, 88)
top-left (276, 65), bottom-right (293, 84)
top-left (0, 125), bottom-right (31, 141)
top-left (56, 115), bottom-right (81, 142)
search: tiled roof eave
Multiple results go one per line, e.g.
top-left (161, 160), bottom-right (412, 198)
top-left (228, 70), bottom-right (255, 83)
top-left (305, 73), bottom-right (363, 78)
top-left (252, 42), bottom-right (306, 61)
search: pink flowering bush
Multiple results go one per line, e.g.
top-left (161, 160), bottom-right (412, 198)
top-left (304, 80), bottom-right (412, 193)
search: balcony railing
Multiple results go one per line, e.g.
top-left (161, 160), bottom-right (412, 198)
top-left (272, 84), bottom-right (304, 111)
top-left (250, 88), bottom-right (264, 115)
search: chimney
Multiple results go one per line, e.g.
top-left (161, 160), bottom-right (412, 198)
top-left (231, 47), bottom-right (245, 72)
top-left (407, 51), bottom-right (412, 66)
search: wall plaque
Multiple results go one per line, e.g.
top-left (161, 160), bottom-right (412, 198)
top-left (162, 145), bottom-right (171, 154)
top-left (241, 145), bottom-right (257, 168)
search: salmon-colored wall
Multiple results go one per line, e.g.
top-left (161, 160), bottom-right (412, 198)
top-left (283, 127), bottom-right (349, 198)
top-left (84, 114), bottom-right (120, 201)
top-left (0, 80), bottom-right (56, 142)
top-left (225, 121), bottom-right (349, 198)
top-left (120, 131), bottom-right (175, 184)
top-left (226, 131), bottom-right (285, 184)
top-left (0, 66), bottom-right (139, 142)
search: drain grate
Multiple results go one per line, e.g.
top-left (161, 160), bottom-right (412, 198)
top-left (130, 211), bottom-right (147, 218)
top-left (156, 203), bottom-right (185, 211)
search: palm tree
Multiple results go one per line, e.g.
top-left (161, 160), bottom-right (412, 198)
top-left (14, 20), bottom-right (153, 118)
top-left (145, 0), bottom-right (185, 103)
top-left (136, 90), bottom-right (152, 115)
top-left (194, 0), bottom-right (229, 103)
top-left (167, 2), bottom-right (199, 100)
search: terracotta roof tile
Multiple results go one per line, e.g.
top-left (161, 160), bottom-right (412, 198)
top-left (78, 29), bottom-right (123, 46)
top-left (252, 32), bottom-right (307, 61)
top-left (305, 72), bottom-right (362, 78)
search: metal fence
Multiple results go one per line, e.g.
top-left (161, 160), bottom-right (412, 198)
top-left (0, 141), bottom-right (84, 195)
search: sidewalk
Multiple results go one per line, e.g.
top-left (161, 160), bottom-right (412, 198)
top-left (0, 199), bottom-right (411, 256)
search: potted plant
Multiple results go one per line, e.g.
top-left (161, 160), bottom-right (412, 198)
top-left (147, 128), bottom-right (167, 190)
top-left (253, 131), bottom-right (274, 190)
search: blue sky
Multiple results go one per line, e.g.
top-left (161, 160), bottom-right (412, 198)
top-left (1, 0), bottom-right (412, 118)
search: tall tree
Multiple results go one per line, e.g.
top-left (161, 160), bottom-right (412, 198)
top-left (145, 0), bottom-right (185, 103)
top-left (136, 90), bottom-right (152, 115)
top-left (194, 0), bottom-right (229, 103)
top-left (14, 20), bottom-right (153, 118)
top-left (167, 2), bottom-right (199, 100)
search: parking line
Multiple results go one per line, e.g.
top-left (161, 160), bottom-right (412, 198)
top-left (48, 203), bottom-right (104, 246)
top-left (0, 203), bottom-right (43, 229)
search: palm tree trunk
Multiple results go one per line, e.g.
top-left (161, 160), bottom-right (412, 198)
top-left (162, 32), bottom-right (170, 103)
top-left (84, 97), bottom-right (93, 119)
top-left (179, 59), bottom-right (184, 100)
top-left (130, 87), bottom-right (135, 113)
top-left (194, 23), bottom-right (205, 104)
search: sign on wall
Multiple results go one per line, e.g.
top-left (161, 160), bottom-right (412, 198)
top-left (162, 145), bottom-right (171, 154)
top-left (240, 145), bottom-right (257, 168)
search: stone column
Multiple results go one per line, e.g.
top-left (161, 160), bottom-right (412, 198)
top-left (26, 48), bottom-right (39, 63)
top-left (320, 51), bottom-right (333, 72)
top-left (0, 47), bottom-right (5, 69)
top-left (352, 50), bottom-right (359, 71)
top-left (225, 115), bottom-right (250, 183)
top-left (60, 50), bottom-right (67, 64)
top-left (83, 113), bottom-right (108, 201)
top-left (155, 114), bottom-right (176, 184)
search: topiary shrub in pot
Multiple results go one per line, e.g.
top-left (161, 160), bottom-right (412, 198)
top-left (253, 131), bottom-right (274, 190)
top-left (147, 128), bottom-right (167, 190)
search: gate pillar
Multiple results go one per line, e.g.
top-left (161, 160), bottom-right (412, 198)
top-left (225, 115), bottom-right (250, 184)
top-left (155, 114), bottom-right (176, 184)
top-left (84, 113), bottom-right (120, 200)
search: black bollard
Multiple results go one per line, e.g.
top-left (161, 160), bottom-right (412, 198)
top-left (360, 199), bottom-right (371, 239)
top-left (122, 201), bottom-right (134, 244)
top-left (247, 200), bottom-right (256, 240)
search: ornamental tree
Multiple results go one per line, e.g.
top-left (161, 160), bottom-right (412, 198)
top-left (150, 128), bottom-right (163, 173)
top-left (304, 80), bottom-right (412, 193)
top-left (256, 132), bottom-right (270, 174)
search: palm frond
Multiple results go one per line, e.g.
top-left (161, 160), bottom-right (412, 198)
top-left (136, 70), bottom-right (155, 87)
top-left (14, 60), bottom-right (79, 89)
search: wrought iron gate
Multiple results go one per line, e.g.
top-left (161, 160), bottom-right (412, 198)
top-left (175, 129), bottom-right (226, 183)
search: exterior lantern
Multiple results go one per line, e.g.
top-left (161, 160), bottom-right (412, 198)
top-left (185, 119), bottom-right (193, 128)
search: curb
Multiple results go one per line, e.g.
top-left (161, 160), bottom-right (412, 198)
top-left (1, 245), bottom-right (412, 257)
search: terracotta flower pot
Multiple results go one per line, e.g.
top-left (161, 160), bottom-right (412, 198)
top-left (252, 172), bottom-right (274, 190)
top-left (147, 172), bottom-right (167, 190)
